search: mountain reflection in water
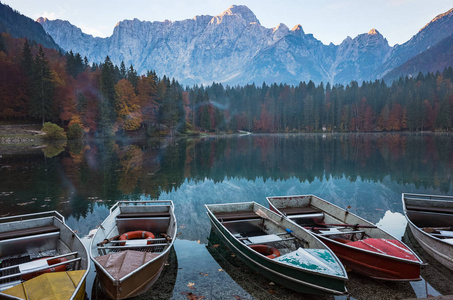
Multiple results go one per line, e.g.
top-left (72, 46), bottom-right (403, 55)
top-left (1, 133), bottom-right (452, 298)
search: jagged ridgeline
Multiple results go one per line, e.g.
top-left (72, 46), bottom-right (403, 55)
top-left (0, 30), bottom-right (453, 136)
top-left (0, 2), bottom-right (453, 134)
top-left (1, 31), bottom-right (453, 134)
top-left (37, 5), bottom-right (453, 86)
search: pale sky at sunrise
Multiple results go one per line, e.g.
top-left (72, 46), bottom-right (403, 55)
top-left (2, 0), bottom-right (452, 46)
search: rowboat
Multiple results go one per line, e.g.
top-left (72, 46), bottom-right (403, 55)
top-left (0, 211), bottom-right (90, 300)
top-left (205, 202), bottom-right (348, 295)
top-left (267, 195), bottom-right (424, 281)
top-left (91, 245), bottom-right (179, 299)
top-left (402, 193), bottom-right (453, 270)
top-left (89, 200), bottom-right (176, 299)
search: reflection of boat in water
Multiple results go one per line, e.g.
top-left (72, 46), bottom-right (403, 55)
top-left (205, 202), bottom-right (348, 295)
top-left (402, 193), bottom-right (453, 271)
top-left (403, 226), bottom-right (453, 297)
top-left (0, 211), bottom-right (90, 300)
top-left (89, 201), bottom-right (177, 299)
top-left (91, 246), bottom-right (178, 300)
top-left (267, 195), bottom-right (424, 281)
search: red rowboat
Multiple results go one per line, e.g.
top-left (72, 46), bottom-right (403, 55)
top-left (267, 195), bottom-right (424, 281)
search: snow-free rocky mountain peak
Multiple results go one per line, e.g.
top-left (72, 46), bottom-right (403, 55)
top-left (38, 5), bottom-right (453, 85)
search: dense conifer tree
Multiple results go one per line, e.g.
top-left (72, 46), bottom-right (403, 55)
top-left (21, 39), bottom-right (33, 78)
top-left (30, 46), bottom-right (54, 124)
top-left (99, 56), bottom-right (116, 135)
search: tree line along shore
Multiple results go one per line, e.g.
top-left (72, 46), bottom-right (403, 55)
top-left (1, 33), bottom-right (453, 138)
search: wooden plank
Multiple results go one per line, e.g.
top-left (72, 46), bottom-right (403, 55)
top-left (0, 258), bottom-right (81, 281)
top-left (98, 243), bottom-right (169, 250)
top-left (221, 218), bottom-right (261, 224)
top-left (214, 211), bottom-right (260, 221)
top-left (288, 213), bottom-right (324, 219)
top-left (108, 238), bottom-right (168, 243)
top-left (406, 205), bottom-right (453, 214)
top-left (0, 225), bottom-right (59, 241)
top-left (318, 230), bottom-right (364, 236)
top-left (278, 206), bottom-right (322, 215)
top-left (116, 212), bottom-right (170, 218)
top-left (246, 237), bottom-right (296, 245)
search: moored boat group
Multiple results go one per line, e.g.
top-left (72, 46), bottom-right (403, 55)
top-left (1, 193), bottom-right (452, 299)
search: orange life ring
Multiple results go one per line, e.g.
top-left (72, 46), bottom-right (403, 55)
top-left (119, 230), bottom-right (155, 246)
top-left (22, 257), bottom-right (68, 280)
top-left (249, 244), bottom-right (281, 259)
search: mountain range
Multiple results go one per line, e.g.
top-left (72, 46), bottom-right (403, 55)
top-left (2, 3), bottom-right (452, 86)
top-left (383, 33), bottom-right (453, 83)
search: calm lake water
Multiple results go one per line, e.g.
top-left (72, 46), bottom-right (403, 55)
top-left (1, 133), bottom-right (453, 299)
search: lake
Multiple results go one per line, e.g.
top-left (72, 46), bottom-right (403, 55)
top-left (1, 133), bottom-right (453, 299)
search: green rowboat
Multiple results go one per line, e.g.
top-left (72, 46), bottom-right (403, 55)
top-left (205, 202), bottom-right (348, 295)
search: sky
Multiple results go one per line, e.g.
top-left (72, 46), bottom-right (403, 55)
top-left (3, 0), bottom-right (453, 46)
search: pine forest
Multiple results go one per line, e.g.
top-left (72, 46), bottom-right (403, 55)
top-left (1, 33), bottom-right (453, 136)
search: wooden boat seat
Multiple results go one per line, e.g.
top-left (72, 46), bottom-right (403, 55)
top-left (288, 213), bottom-right (324, 219)
top-left (246, 237), bottom-right (296, 246)
top-left (98, 242), bottom-right (169, 250)
top-left (279, 206), bottom-right (322, 215)
top-left (0, 225), bottom-right (59, 241)
top-left (247, 234), bottom-right (282, 244)
top-left (214, 211), bottom-right (260, 221)
top-left (116, 212), bottom-right (170, 218)
top-left (0, 256), bottom-right (81, 282)
top-left (319, 230), bottom-right (364, 236)
top-left (406, 205), bottom-right (453, 214)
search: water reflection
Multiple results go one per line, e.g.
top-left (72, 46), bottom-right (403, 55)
top-left (1, 133), bottom-right (452, 224)
top-left (375, 211), bottom-right (407, 239)
top-left (403, 227), bottom-right (453, 297)
top-left (1, 133), bottom-right (453, 298)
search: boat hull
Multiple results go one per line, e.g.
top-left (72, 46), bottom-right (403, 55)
top-left (402, 193), bottom-right (453, 271)
top-left (89, 201), bottom-right (177, 300)
top-left (95, 251), bottom-right (170, 299)
top-left (320, 238), bottom-right (421, 280)
top-left (267, 195), bottom-right (423, 281)
top-left (0, 211), bottom-right (89, 299)
top-left (407, 222), bottom-right (453, 270)
top-left (206, 204), bottom-right (347, 295)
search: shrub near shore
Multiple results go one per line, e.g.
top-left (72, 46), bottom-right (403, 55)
top-left (41, 122), bottom-right (67, 140)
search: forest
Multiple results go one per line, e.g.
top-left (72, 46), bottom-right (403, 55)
top-left (1, 33), bottom-right (453, 135)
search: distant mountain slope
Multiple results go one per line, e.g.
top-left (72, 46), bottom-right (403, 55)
top-left (0, 2), bottom-right (60, 50)
top-left (37, 5), bottom-right (453, 85)
top-left (383, 34), bottom-right (453, 83)
top-left (375, 8), bottom-right (453, 79)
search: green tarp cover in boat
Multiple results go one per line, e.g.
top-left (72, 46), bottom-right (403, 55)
top-left (274, 248), bottom-right (344, 276)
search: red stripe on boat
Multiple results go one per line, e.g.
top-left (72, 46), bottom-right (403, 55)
top-left (347, 238), bottom-right (418, 261)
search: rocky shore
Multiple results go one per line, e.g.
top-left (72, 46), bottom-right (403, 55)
top-left (0, 124), bottom-right (45, 155)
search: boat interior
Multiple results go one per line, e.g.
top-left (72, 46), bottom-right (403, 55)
top-left (277, 205), bottom-right (369, 243)
top-left (0, 213), bottom-right (85, 292)
top-left (96, 209), bottom-right (174, 257)
top-left (405, 197), bottom-right (453, 240)
top-left (212, 208), bottom-right (347, 277)
top-left (92, 204), bottom-right (176, 283)
top-left (214, 210), bottom-right (308, 256)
